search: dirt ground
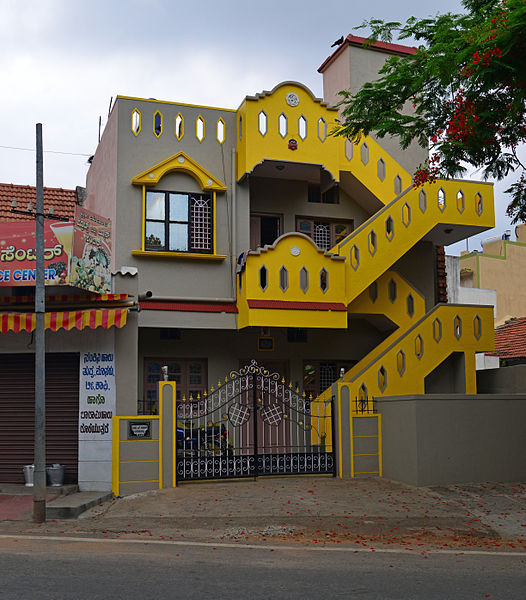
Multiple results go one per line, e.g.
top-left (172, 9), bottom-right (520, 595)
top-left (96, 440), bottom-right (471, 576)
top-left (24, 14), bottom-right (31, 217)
top-left (1, 477), bottom-right (526, 552)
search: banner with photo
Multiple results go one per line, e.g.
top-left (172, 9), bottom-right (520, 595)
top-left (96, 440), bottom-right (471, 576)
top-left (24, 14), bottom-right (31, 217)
top-left (0, 221), bottom-right (72, 286)
top-left (0, 206), bottom-right (112, 294)
top-left (70, 206), bottom-right (112, 294)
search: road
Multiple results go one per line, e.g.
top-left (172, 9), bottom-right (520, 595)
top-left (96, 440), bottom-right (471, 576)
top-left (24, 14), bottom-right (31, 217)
top-left (0, 535), bottom-right (525, 599)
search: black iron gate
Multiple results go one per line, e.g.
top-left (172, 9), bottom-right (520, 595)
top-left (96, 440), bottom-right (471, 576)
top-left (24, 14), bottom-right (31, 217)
top-left (176, 361), bottom-right (335, 481)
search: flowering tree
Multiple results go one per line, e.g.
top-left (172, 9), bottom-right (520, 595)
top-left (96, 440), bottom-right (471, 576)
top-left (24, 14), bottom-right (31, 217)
top-left (336, 0), bottom-right (526, 222)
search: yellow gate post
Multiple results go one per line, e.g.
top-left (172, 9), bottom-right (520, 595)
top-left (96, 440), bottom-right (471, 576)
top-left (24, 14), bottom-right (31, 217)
top-left (112, 381), bottom-right (176, 496)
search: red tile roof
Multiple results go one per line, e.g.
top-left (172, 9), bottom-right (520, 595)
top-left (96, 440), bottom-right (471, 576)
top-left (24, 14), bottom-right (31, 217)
top-left (494, 317), bottom-right (526, 359)
top-left (0, 183), bottom-right (76, 222)
top-left (318, 34), bottom-right (417, 73)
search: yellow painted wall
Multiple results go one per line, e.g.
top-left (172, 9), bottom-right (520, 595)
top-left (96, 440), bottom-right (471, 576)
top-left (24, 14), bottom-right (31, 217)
top-left (238, 232), bottom-right (348, 329)
top-left (237, 83), bottom-right (341, 182)
top-left (340, 304), bottom-right (494, 411)
top-left (333, 179), bottom-right (494, 306)
top-left (236, 82), bottom-right (413, 207)
top-left (460, 232), bottom-right (526, 323)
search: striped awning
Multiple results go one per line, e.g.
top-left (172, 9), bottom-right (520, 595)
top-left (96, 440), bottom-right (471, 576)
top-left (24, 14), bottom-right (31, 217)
top-left (0, 293), bottom-right (131, 306)
top-left (0, 308), bottom-right (129, 333)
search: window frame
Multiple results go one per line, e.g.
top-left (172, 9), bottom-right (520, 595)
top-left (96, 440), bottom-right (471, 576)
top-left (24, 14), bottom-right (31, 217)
top-left (141, 357), bottom-right (208, 414)
top-left (303, 360), bottom-right (356, 397)
top-left (295, 216), bottom-right (354, 251)
top-left (144, 189), bottom-right (213, 254)
top-left (307, 185), bottom-right (339, 204)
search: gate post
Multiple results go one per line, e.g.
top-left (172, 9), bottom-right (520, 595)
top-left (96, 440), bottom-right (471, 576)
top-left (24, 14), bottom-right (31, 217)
top-left (159, 381), bottom-right (177, 488)
top-left (333, 382), bottom-right (352, 478)
top-left (252, 372), bottom-right (259, 477)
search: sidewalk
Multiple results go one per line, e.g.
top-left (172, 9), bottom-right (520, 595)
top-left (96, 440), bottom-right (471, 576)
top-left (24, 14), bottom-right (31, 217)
top-left (1, 477), bottom-right (525, 551)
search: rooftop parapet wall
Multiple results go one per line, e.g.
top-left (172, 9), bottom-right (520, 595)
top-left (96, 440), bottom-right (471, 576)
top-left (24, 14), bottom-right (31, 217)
top-left (236, 82), bottom-right (341, 182)
top-left (235, 82), bottom-right (412, 208)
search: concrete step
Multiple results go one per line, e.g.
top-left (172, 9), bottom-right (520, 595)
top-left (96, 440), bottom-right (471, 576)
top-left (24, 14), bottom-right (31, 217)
top-left (0, 483), bottom-right (78, 496)
top-left (46, 491), bottom-right (114, 519)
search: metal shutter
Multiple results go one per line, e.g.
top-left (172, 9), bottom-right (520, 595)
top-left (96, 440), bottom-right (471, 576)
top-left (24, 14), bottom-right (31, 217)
top-left (0, 353), bottom-right (79, 484)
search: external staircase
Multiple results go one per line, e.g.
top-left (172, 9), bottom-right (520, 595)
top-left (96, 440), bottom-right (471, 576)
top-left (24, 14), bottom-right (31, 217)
top-left (237, 127), bottom-right (495, 477)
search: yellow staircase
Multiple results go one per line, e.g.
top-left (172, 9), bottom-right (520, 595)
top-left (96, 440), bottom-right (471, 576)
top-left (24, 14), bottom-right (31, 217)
top-left (234, 82), bottom-right (496, 478)
top-left (332, 177), bottom-right (493, 305)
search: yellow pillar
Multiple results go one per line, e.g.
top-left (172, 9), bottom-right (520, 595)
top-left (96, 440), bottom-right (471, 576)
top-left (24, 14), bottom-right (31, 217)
top-left (464, 352), bottom-right (477, 394)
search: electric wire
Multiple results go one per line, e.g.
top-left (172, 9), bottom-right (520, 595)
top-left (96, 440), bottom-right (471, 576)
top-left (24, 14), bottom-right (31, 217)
top-left (0, 144), bottom-right (91, 157)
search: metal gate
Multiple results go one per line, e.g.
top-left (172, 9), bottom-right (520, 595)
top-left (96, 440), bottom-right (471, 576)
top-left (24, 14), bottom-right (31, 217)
top-left (176, 361), bottom-right (334, 481)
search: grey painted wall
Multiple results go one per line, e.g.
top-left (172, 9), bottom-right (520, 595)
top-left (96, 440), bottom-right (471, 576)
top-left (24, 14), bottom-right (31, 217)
top-left (477, 365), bottom-right (526, 394)
top-left (137, 319), bottom-right (387, 407)
top-left (424, 352), bottom-right (466, 394)
top-left (85, 102), bottom-right (119, 270)
top-left (392, 241), bottom-right (436, 310)
top-left (377, 394), bottom-right (526, 486)
top-left (249, 176), bottom-right (370, 235)
top-left (115, 98), bottom-right (236, 300)
top-left (321, 44), bottom-right (428, 176)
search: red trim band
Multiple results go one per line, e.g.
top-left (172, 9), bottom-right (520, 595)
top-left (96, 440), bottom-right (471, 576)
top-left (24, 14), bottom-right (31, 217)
top-left (318, 34), bottom-right (416, 73)
top-left (247, 300), bottom-right (347, 311)
top-left (139, 301), bottom-right (238, 313)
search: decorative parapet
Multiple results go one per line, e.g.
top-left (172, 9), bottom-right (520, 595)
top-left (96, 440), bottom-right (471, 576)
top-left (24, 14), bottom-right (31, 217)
top-left (236, 82), bottom-right (341, 182)
top-left (237, 233), bottom-right (347, 329)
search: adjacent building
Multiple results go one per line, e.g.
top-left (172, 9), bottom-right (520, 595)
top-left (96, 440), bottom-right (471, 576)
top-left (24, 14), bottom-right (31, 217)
top-left (459, 224), bottom-right (526, 325)
top-left (0, 36), bottom-right (497, 490)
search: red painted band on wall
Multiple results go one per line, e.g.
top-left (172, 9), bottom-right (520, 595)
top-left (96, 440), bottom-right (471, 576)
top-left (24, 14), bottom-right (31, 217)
top-left (139, 301), bottom-right (238, 313)
top-left (247, 300), bottom-right (347, 311)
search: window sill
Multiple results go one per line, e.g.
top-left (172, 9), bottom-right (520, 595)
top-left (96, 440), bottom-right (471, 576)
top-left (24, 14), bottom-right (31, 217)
top-left (131, 250), bottom-right (227, 261)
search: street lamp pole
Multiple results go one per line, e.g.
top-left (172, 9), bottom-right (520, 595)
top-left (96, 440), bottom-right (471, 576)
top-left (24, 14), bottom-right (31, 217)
top-left (33, 123), bottom-right (46, 523)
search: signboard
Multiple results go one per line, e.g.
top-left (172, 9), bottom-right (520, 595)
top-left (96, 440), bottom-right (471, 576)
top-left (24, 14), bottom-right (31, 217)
top-left (78, 348), bottom-right (116, 441)
top-left (258, 336), bottom-right (275, 351)
top-left (69, 206), bottom-right (112, 294)
top-left (78, 337), bottom-right (116, 491)
top-left (0, 220), bottom-right (72, 286)
top-left (0, 206), bottom-right (112, 293)
top-left (128, 421), bottom-right (152, 440)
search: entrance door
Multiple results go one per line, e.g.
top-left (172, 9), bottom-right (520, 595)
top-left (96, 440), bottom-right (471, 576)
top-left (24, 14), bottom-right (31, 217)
top-left (250, 213), bottom-right (282, 250)
top-left (175, 360), bottom-right (334, 481)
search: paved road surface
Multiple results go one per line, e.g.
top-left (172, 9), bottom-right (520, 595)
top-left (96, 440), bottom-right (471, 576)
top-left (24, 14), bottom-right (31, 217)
top-left (0, 535), bottom-right (524, 599)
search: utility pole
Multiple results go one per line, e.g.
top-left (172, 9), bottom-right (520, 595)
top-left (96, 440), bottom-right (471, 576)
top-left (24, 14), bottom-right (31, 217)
top-left (34, 123), bottom-right (46, 523)
top-left (10, 125), bottom-right (70, 522)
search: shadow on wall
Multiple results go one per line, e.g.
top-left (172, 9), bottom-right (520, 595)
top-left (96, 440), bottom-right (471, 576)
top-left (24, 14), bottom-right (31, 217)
top-left (424, 352), bottom-right (466, 394)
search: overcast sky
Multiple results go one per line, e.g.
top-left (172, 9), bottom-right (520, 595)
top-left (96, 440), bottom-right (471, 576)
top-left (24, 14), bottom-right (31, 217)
top-left (0, 0), bottom-right (519, 253)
